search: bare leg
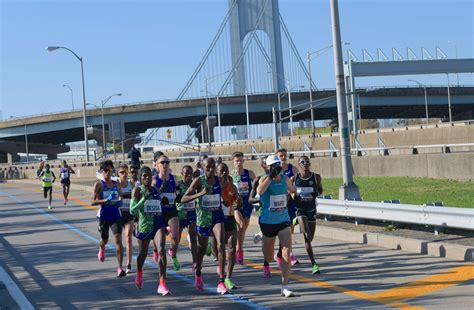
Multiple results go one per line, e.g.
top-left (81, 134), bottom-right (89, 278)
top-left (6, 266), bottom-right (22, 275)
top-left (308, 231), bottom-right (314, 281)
top-left (137, 239), bottom-right (151, 272)
top-left (298, 216), bottom-right (316, 264)
top-left (212, 223), bottom-right (226, 280)
top-left (48, 188), bottom-right (53, 205)
top-left (262, 235), bottom-right (276, 263)
top-left (124, 221), bottom-right (134, 267)
top-left (195, 234), bottom-right (208, 275)
top-left (226, 228), bottom-right (237, 279)
top-left (156, 228), bottom-right (167, 279)
top-left (188, 222), bottom-right (198, 265)
top-left (234, 211), bottom-right (245, 253)
top-left (168, 216), bottom-right (180, 258)
top-left (277, 227), bottom-right (292, 285)
top-left (114, 233), bottom-right (124, 268)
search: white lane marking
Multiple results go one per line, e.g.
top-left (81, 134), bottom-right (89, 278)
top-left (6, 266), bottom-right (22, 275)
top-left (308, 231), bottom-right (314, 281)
top-left (0, 266), bottom-right (34, 310)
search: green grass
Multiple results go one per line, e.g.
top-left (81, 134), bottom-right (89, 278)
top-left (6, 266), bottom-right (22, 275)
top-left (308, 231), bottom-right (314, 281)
top-left (322, 177), bottom-right (474, 208)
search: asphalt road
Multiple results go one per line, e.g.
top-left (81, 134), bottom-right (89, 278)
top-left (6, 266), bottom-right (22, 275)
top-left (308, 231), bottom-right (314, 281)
top-left (0, 182), bottom-right (473, 309)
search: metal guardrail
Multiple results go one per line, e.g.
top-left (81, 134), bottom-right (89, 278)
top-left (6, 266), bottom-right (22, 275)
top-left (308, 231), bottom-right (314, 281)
top-left (316, 199), bottom-right (474, 231)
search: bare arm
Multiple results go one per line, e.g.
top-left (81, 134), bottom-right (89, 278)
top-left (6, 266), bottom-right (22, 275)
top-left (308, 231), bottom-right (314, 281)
top-left (316, 174), bottom-right (323, 196)
top-left (256, 175), bottom-right (271, 196)
top-left (248, 176), bottom-right (261, 204)
top-left (248, 169), bottom-right (256, 181)
top-left (91, 181), bottom-right (107, 206)
top-left (286, 175), bottom-right (296, 195)
top-left (69, 166), bottom-right (75, 174)
top-left (181, 177), bottom-right (206, 203)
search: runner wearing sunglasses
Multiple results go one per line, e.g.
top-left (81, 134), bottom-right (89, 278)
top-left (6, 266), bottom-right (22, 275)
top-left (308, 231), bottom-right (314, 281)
top-left (118, 164), bottom-right (134, 274)
top-left (295, 155), bottom-right (323, 274)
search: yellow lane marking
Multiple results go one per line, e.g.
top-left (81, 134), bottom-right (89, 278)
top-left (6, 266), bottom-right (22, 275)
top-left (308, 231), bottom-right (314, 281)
top-left (372, 264), bottom-right (474, 303)
top-left (3, 182), bottom-right (471, 309)
top-left (244, 260), bottom-right (421, 309)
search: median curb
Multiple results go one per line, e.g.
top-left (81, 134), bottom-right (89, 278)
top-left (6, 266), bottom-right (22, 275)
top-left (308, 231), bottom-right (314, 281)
top-left (9, 179), bottom-right (474, 262)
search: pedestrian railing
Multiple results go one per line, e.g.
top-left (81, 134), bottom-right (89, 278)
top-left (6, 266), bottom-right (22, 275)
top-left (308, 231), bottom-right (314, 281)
top-left (316, 199), bottom-right (474, 232)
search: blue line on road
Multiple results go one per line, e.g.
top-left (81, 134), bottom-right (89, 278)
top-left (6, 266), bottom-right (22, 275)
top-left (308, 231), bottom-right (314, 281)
top-left (1, 191), bottom-right (267, 310)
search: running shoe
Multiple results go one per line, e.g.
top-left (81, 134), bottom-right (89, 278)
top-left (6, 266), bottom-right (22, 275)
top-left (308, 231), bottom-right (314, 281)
top-left (253, 231), bottom-right (263, 244)
top-left (166, 226), bottom-right (171, 236)
top-left (157, 281), bottom-right (171, 296)
top-left (153, 249), bottom-right (159, 263)
top-left (172, 257), bottom-right (181, 271)
top-left (167, 248), bottom-right (174, 257)
top-left (135, 271), bottom-right (143, 289)
top-left (236, 250), bottom-right (244, 264)
top-left (63, 199), bottom-right (67, 205)
top-left (98, 247), bottom-right (105, 262)
top-left (206, 240), bottom-right (212, 256)
top-left (195, 275), bottom-right (204, 291)
top-left (311, 262), bottom-right (320, 274)
top-left (263, 265), bottom-right (271, 278)
top-left (48, 205), bottom-right (52, 210)
top-left (290, 253), bottom-right (299, 266)
top-left (292, 217), bottom-right (298, 226)
top-left (217, 281), bottom-right (230, 295)
top-left (65, 198), bottom-right (68, 204)
top-left (224, 278), bottom-right (237, 290)
top-left (281, 287), bottom-right (295, 297)
top-left (212, 256), bottom-right (218, 262)
top-left (274, 254), bottom-right (282, 269)
top-left (126, 264), bottom-right (133, 274)
top-left (117, 267), bottom-right (126, 278)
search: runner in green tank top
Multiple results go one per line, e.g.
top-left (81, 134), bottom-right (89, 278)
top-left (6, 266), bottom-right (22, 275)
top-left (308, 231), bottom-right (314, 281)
top-left (38, 164), bottom-right (56, 210)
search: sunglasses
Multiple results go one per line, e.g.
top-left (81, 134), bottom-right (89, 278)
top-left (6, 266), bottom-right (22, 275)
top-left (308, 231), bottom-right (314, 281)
top-left (270, 162), bottom-right (281, 168)
top-left (159, 160), bottom-right (170, 165)
top-left (102, 168), bottom-right (113, 173)
top-left (130, 170), bottom-right (138, 174)
top-left (119, 171), bottom-right (128, 174)
top-left (299, 160), bottom-right (310, 165)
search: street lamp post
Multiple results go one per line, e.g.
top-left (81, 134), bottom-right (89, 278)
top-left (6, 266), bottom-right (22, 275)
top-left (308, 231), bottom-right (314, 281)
top-left (203, 70), bottom-right (230, 146)
top-left (408, 79), bottom-right (429, 125)
top-left (10, 116), bottom-right (29, 163)
top-left (63, 84), bottom-right (74, 110)
top-left (47, 46), bottom-right (89, 162)
top-left (446, 74), bottom-right (452, 122)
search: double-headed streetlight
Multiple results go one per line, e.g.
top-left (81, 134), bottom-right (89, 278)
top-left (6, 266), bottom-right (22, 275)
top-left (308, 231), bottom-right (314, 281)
top-left (63, 84), bottom-right (74, 110)
top-left (408, 79), bottom-right (429, 125)
top-left (10, 116), bottom-right (29, 163)
top-left (277, 84), bottom-right (304, 136)
top-left (87, 93), bottom-right (122, 154)
top-left (47, 46), bottom-right (89, 162)
top-left (203, 70), bottom-right (230, 146)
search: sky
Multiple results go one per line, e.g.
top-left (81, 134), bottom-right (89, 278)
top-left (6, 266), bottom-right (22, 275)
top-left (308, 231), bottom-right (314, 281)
top-left (1, 0), bottom-right (473, 142)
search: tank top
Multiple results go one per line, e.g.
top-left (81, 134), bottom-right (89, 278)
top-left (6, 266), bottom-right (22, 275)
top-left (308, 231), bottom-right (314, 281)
top-left (120, 180), bottom-right (133, 212)
top-left (221, 179), bottom-right (235, 216)
top-left (98, 180), bottom-right (122, 222)
top-left (283, 163), bottom-right (296, 208)
top-left (260, 175), bottom-right (290, 224)
top-left (155, 174), bottom-right (177, 210)
top-left (295, 172), bottom-right (317, 211)
top-left (60, 167), bottom-right (70, 181)
top-left (231, 169), bottom-right (252, 209)
top-left (196, 175), bottom-right (223, 227)
top-left (42, 171), bottom-right (53, 187)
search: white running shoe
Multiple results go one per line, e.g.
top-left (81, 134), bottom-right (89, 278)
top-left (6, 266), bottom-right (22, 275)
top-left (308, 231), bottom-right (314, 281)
top-left (281, 288), bottom-right (294, 297)
top-left (253, 231), bottom-right (263, 244)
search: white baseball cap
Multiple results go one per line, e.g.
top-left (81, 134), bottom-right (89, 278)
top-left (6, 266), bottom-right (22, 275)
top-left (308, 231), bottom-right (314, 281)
top-left (265, 155), bottom-right (280, 166)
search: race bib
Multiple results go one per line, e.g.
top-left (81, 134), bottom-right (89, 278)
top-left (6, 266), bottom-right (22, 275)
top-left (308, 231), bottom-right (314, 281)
top-left (202, 194), bottom-right (221, 211)
top-left (103, 190), bottom-right (119, 203)
top-left (61, 171), bottom-right (69, 179)
top-left (234, 182), bottom-right (249, 196)
top-left (43, 177), bottom-right (52, 182)
top-left (120, 198), bottom-right (131, 211)
top-left (161, 193), bottom-right (176, 207)
top-left (297, 187), bottom-right (314, 202)
top-left (181, 201), bottom-right (195, 211)
top-left (221, 203), bottom-right (230, 216)
top-left (144, 199), bottom-right (162, 215)
top-left (269, 194), bottom-right (287, 211)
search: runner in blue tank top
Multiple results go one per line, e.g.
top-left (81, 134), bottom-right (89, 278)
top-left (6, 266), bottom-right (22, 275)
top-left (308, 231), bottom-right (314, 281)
top-left (92, 160), bottom-right (125, 278)
top-left (117, 163), bottom-right (135, 274)
top-left (276, 148), bottom-right (299, 266)
top-left (231, 151), bottom-right (256, 264)
top-left (59, 160), bottom-right (74, 205)
top-left (153, 155), bottom-right (181, 272)
top-left (257, 155), bottom-right (297, 297)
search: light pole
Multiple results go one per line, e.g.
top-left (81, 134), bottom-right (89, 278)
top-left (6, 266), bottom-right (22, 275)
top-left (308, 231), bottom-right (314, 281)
top-left (330, 0), bottom-right (360, 200)
top-left (446, 73), bottom-right (452, 122)
top-left (203, 70), bottom-right (230, 145)
top-left (277, 84), bottom-right (304, 136)
top-left (47, 46), bottom-right (89, 162)
top-left (63, 84), bottom-right (74, 110)
top-left (10, 116), bottom-right (29, 163)
top-left (408, 79), bottom-right (429, 125)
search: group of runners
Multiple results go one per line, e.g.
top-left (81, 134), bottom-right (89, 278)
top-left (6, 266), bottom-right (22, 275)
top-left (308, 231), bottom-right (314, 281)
top-left (93, 148), bottom-right (323, 297)
top-left (37, 160), bottom-right (75, 209)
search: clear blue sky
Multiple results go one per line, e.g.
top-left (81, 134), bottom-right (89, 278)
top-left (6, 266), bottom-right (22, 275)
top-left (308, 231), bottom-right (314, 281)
top-left (1, 0), bottom-right (473, 120)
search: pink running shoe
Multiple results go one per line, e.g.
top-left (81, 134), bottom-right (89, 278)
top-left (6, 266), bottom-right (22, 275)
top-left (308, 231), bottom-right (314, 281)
top-left (263, 265), bottom-right (271, 278)
top-left (168, 248), bottom-right (174, 257)
top-left (274, 254), bottom-right (282, 269)
top-left (195, 275), bottom-right (204, 291)
top-left (166, 226), bottom-right (171, 236)
top-left (236, 250), bottom-right (244, 265)
top-left (98, 247), bottom-right (105, 262)
top-left (135, 271), bottom-right (143, 289)
top-left (63, 199), bottom-right (67, 205)
top-left (153, 249), bottom-right (159, 263)
top-left (290, 253), bottom-right (300, 266)
top-left (157, 281), bottom-right (171, 296)
top-left (117, 267), bottom-right (126, 278)
top-left (217, 281), bottom-right (230, 295)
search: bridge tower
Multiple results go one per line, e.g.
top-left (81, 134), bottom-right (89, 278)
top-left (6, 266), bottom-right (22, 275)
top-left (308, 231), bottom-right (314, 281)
top-left (229, 0), bottom-right (285, 94)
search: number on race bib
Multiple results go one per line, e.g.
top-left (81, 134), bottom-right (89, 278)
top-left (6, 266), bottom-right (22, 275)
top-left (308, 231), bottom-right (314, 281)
top-left (144, 199), bottom-right (162, 215)
top-left (61, 172), bottom-right (69, 179)
top-left (181, 201), bottom-right (195, 211)
top-left (103, 190), bottom-right (119, 203)
top-left (221, 203), bottom-right (230, 216)
top-left (269, 194), bottom-right (287, 211)
top-left (44, 177), bottom-right (52, 182)
top-left (161, 193), bottom-right (176, 207)
top-left (202, 194), bottom-right (221, 211)
top-left (120, 198), bottom-right (131, 211)
top-left (297, 187), bottom-right (314, 202)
